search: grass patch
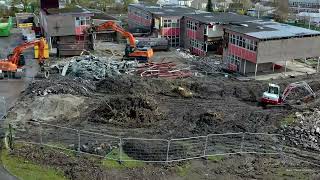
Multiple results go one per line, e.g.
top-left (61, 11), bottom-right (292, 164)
top-left (102, 148), bottom-right (145, 169)
top-left (275, 167), bottom-right (312, 179)
top-left (176, 163), bottom-right (191, 177)
top-left (207, 155), bottom-right (225, 162)
top-left (281, 114), bottom-right (296, 128)
top-left (1, 150), bottom-right (67, 180)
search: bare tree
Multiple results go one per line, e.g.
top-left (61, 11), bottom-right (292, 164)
top-left (275, 0), bottom-right (289, 22)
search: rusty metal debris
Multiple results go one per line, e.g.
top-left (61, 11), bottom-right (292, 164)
top-left (137, 62), bottom-right (192, 79)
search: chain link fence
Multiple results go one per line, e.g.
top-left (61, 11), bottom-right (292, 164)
top-left (10, 121), bottom-right (303, 163)
top-left (0, 96), bottom-right (6, 120)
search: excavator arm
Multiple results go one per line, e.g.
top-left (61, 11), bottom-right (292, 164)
top-left (282, 81), bottom-right (316, 102)
top-left (93, 21), bottom-right (136, 48)
top-left (0, 37), bottom-right (47, 73)
top-left (8, 37), bottom-right (46, 66)
top-left (89, 21), bottom-right (153, 62)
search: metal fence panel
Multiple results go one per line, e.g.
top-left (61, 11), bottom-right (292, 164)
top-left (80, 130), bottom-right (120, 158)
top-left (14, 121), bottom-right (42, 143)
top-left (169, 136), bottom-right (207, 161)
top-left (206, 133), bottom-right (243, 155)
top-left (122, 138), bottom-right (168, 162)
top-left (40, 123), bottom-right (78, 150)
top-left (0, 96), bottom-right (6, 119)
top-left (242, 133), bottom-right (282, 154)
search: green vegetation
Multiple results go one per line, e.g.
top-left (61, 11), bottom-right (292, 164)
top-left (176, 163), bottom-right (191, 177)
top-left (1, 150), bottom-right (67, 180)
top-left (102, 148), bottom-right (145, 169)
top-left (207, 155), bottom-right (225, 162)
top-left (206, 0), bottom-right (213, 12)
top-left (280, 114), bottom-right (296, 127)
top-left (286, 22), bottom-right (320, 32)
top-left (275, 167), bottom-right (312, 179)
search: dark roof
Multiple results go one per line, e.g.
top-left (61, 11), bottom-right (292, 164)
top-left (45, 7), bottom-right (91, 15)
top-left (129, 4), bottom-right (201, 17)
top-left (225, 20), bottom-right (320, 40)
top-left (92, 12), bottom-right (117, 20)
top-left (185, 12), bottom-right (258, 24)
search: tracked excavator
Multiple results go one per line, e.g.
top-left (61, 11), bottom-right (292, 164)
top-left (88, 21), bottom-right (153, 62)
top-left (0, 37), bottom-right (49, 78)
top-left (260, 81), bottom-right (316, 107)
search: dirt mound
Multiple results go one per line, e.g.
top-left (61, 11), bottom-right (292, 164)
top-left (24, 76), bottom-right (95, 97)
top-left (96, 76), bottom-right (174, 95)
top-left (87, 95), bottom-right (164, 128)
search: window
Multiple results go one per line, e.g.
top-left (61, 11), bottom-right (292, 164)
top-left (75, 16), bottom-right (91, 26)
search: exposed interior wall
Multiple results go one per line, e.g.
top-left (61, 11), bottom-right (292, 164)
top-left (257, 36), bottom-right (320, 63)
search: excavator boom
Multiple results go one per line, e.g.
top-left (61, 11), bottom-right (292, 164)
top-left (0, 38), bottom-right (47, 73)
top-left (95, 21), bottom-right (136, 48)
top-left (90, 21), bottom-right (153, 62)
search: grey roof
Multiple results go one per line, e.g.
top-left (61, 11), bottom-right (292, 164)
top-left (185, 12), bottom-right (258, 24)
top-left (129, 4), bottom-right (203, 17)
top-left (225, 20), bottom-right (320, 40)
top-left (45, 7), bottom-right (92, 15)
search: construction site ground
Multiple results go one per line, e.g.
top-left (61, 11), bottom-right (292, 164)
top-left (2, 38), bottom-right (320, 179)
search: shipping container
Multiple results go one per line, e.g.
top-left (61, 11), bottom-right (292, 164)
top-left (0, 16), bottom-right (13, 37)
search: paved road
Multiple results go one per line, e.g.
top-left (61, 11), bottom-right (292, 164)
top-left (0, 28), bottom-right (40, 180)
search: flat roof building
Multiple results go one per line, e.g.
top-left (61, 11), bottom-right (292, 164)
top-left (224, 20), bottom-right (320, 76)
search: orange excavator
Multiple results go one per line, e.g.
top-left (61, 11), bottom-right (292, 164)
top-left (0, 37), bottom-right (49, 78)
top-left (89, 21), bottom-right (153, 62)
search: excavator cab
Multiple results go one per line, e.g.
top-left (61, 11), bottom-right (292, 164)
top-left (261, 84), bottom-right (281, 105)
top-left (7, 54), bottom-right (25, 67)
top-left (124, 45), bottom-right (153, 63)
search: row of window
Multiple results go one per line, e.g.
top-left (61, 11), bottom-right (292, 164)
top-left (190, 39), bottom-right (204, 50)
top-left (164, 35), bottom-right (180, 47)
top-left (227, 54), bottom-right (242, 71)
top-left (163, 19), bottom-right (180, 28)
top-left (186, 20), bottom-right (198, 31)
top-left (75, 16), bottom-right (91, 26)
top-left (290, 2), bottom-right (320, 8)
top-left (228, 34), bottom-right (257, 51)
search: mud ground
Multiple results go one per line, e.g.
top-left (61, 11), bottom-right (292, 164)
top-left (7, 73), bottom-right (320, 137)
top-left (5, 62), bottom-right (320, 179)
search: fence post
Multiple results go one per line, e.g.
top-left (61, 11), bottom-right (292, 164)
top-left (203, 135), bottom-right (209, 157)
top-left (39, 123), bottom-right (43, 145)
top-left (77, 130), bottom-right (81, 152)
top-left (166, 140), bottom-right (171, 163)
top-left (8, 123), bottom-right (13, 150)
top-left (119, 138), bottom-right (123, 162)
top-left (240, 133), bottom-right (245, 153)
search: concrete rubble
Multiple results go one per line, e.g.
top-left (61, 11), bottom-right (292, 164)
top-left (282, 109), bottom-right (320, 151)
top-left (49, 54), bottom-right (138, 80)
top-left (176, 48), bottom-right (223, 75)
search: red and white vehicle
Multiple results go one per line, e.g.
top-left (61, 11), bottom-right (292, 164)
top-left (261, 81), bottom-right (315, 106)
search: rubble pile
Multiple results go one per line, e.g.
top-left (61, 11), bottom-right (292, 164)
top-left (282, 109), bottom-right (320, 151)
top-left (176, 49), bottom-right (222, 74)
top-left (50, 55), bottom-right (138, 80)
top-left (189, 56), bottom-right (223, 74)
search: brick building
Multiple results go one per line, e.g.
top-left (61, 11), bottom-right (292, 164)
top-left (128, 4), bottom-right (256, 52)
top-left (40, 6), bottom-right (119, 56)
top-left (181, 12), bottom-right (255, 56)
top-left (223, 20), bottom-right (320, 75)
top-left (289, 0), bottom-right (320, 13)
top-left (128, 4), bottom-right (200, 47)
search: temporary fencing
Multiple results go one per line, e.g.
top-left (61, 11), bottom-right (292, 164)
top-left (9, 120), bottom-right (297, 164)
